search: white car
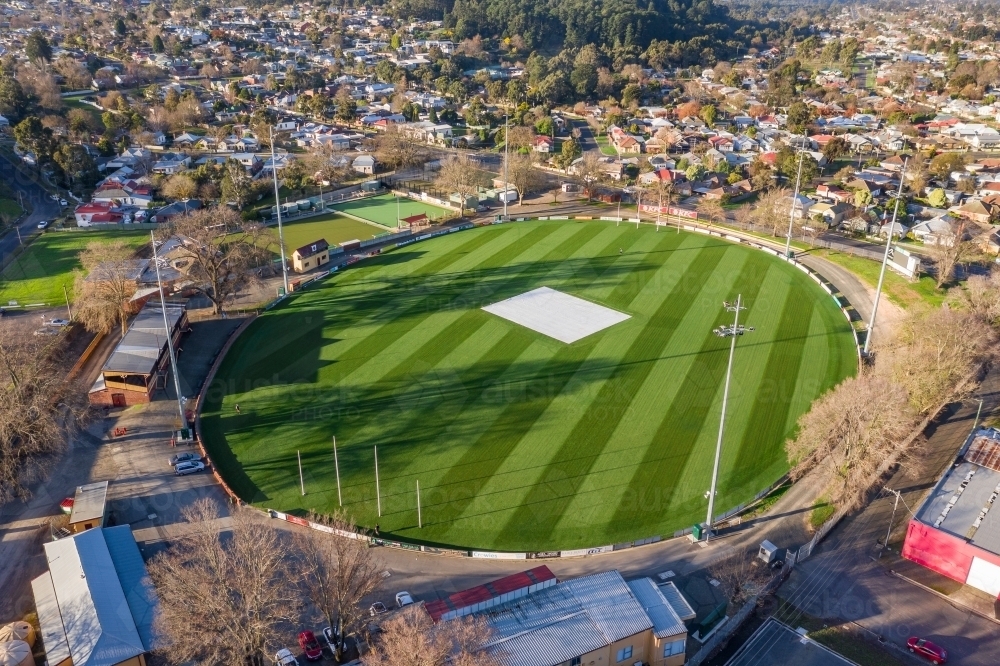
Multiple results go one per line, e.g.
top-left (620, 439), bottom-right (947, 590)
top-left (274, 648), bottom-right (299, 666)
top-left (59, 199), bottom-right (68, 206)
top-left (395, 591), bottom-right (414, 608)
top-left (322, 626), bottom-right (336, 652)
top-left (37, 220), bottom-right (48, 229)
top-left (174, 461), bottom-right (205, 476)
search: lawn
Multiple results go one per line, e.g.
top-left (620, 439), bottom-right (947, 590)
top-left (201, 220), bottom-right (857, 551)
top-left (331, 193), bottom-right (454, 229)
top-left (278, 214), bottom-right (386, 253)
top-left (595, 133), bottom-right (619, 156)
top-left (0, 230), bottom-right (148, 305)
top-left (813, 248), bottom-right (945, 308)
top-left (0, 198), bottom-right (22, 221)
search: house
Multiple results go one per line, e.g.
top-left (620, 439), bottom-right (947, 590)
top-left (815, 183), bottom-right (852, 203)
top-left (66, 481), bottom-right (109, 533)
top-left (638, 168), bottom-right (680, 186)
top-left (173, 132), bottom-right (201, 147)
top-left (352, 154), bottom-right (376, 174)
top-left (91, 181), bottom-right (154, 208)
top-left (789, 193), bottom-right (815, 219)
top-left (31, 525), bottom-right (159, 666)
top-left (75, 202), bottom-right (124, 226)
top-left (292, 239), bottom-right (330, 273)
top-left (151, 153), bottom-right (191, 175)
top-left (230, 153), bottom-right (263, 174)
top-left (911, 214), bottom-right (970, 246)
top-left (533, 136), bottom-right (555, 153)
top-left (150, 199), bottom-right (202, 224)
top-left (426, 568), bottom-right (688, 666)
top-left (608, 125), bottom-right (643, 154)
top-left (956, 199), bottom-right (997, 225)
top-left (809, 202), bottom-right (850, 226)
top-left (880, 155), bottom-right (906, 172)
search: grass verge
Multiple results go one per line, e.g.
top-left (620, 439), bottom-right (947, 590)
top-left (813, 248), bottom-right (944, 308)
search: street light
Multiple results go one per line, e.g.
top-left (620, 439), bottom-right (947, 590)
top-left (864, 157), bottom-right (907, 357)
top-left (784, 139), bottom-right (806, 259)
top-left (705, 294), bottom-right (754, 542)
top-left (269, 126), bottom-right (289, 296)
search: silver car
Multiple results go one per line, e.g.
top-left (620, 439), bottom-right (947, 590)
top-left (174, 461), bottom-right (205, 476)
top-left (169, 452), bottom-right (201, 467)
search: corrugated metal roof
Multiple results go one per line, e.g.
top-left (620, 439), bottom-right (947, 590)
top-left (31, 572), bottom-right (71, 665)
top-left (658, 581), bottom-right (697, 622)
top-left (102, 304), bottom-right (184, 376)
top-left (42, 528), bottom-right (148, 666)
top-left (626, 578), bottom-right (686, 638)
top-left (482, 570), bottom-right (652, 666)
top-left (104, 525), bottom-right (160, 652)
top-left (426, 566), bottom-right (556, 622)
top-left (70, 480), bottom-right (108, 525)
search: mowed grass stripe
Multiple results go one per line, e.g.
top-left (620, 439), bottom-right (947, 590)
top-left (604, 250), bottom-right (774, 531)
top-left (444, 232), bottom-right (704, 543)
top-left (491, 242), bottom-right (732, 545)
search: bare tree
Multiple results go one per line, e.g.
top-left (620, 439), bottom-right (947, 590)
top-left (161, 174), bottom-right (199, 201)
top-left (363, 605), bottom-right (500, 666)
top-left (436, 154), bottom-right (485, 214)
top-left (696, 197), bottom-right (726, 226)
top-left (708, 548), bottom-right (774, 606)
top-left (74, 239), bottom-right (143, 336)
top-left (926, 218), bottom-right (984, 287)
top-left (0, 330), bottom-right (88, 503)
top-left (574, 152), bottom-right (604, 201)
top-left (751, 186), bottom-right (791, 237)
top-left (148, 500), bottom-right (301, 666)
top-left (295, 513), bottom-right (383, 660)
top-left (372, 125), bottom-right (424, 171)
top-left (733, 204), bottom-right (755, 231)
top-left (165, 208), bottom-right (274, 314)
top-left (505, 153), bottom-right (543, 205)
top-left (962, 267), bottom-right (1000, 326)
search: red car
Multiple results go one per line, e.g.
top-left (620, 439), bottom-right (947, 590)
top-left (908, 637), bottom-right (947, 664)
top-left (298, 630), bottom-right (322, 661)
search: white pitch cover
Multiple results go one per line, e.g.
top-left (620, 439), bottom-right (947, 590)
top-left (482, 287), bottom-right (630, 344)
top-left (966, 556), bottom-right (1000, 597)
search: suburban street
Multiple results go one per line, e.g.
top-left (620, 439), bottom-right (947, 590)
top-left (0, 151), bottom-right (63, 274)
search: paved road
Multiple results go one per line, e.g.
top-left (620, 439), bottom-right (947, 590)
top-left (0, 152), bottom-right (62, 274)
top-left (781, 369), bottom-right (1000, 665)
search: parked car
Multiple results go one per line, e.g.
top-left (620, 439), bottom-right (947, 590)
top-left (60, 497), bottom-right (74, 514)
top-left (395, 591), bottom-right (414, 608)
top-left (48, 319), bottom-right (70, 327)
top-left (174, 461), bottom-right (205, 476)
top-left (37, 220), bottom-right (48, 229)
top-left (274, 648), bottom-right (299, 666)
top-left (297, 631), bottom-right (322, 661)
top-left (59, 199), bottom-right (68, 206)
top-left (169, 452), bottom-right (201, 467)
top-left (907, 637), bottom-right (947, 664)
top-left (369, 602), bottom-right (388, 617)
top-left (322, 626), bottom-right (337, 652)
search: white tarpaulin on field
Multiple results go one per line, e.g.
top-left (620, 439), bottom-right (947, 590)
top-left (482, 287), bottom-right (630, 344)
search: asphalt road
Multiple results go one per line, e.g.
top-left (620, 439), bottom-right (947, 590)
top-left (781, 369), bottom-right (1000, 665)
top-left (0, 152), bottom-right (62, 274)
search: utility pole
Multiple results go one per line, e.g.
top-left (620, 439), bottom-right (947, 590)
top-left (374, 445), bottom-right (382, 517)
top-left (416, 480), bottom-right (422, 528)
top-left (62, 285), bottom-right (72, 320)
top-left (784, 143), bottom-right (805, 259)
top-left (880, 487), bottom-right (902, 556)
top-left (705, 295), bottom-right (754, 542)
top-left (298, 450), bottom-right (305, 496)
top-left (503, 115), bottom-right (510, 221)
top-left (864, 158), bottom-right (907, 357)
top-left (973, 397), bottom-right (985, 432)
top-left (269, 126), bottom-right (289, 296)
top-left (150, 231), bottom-right (186, 430)
top-left (333, 436), bottom-right (342, 507)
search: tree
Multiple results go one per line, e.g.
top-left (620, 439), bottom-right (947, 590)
top-left (776, 147), bottom-right (819, 185)
top-left (708, 548), bottom-right (774, 606)
top-left (152, 34), bottom-right (164, 53)
top-left (506, 153), bottom-right (543, 204)
top-left (926, 217), bottom-right (983, 288)
top-left (696, 197), bottom-right (726, 225)
top-left (0, 72), bottom-right (29, 123)
top-left (0, 329), bottom-right (87, 504)
top-left (13, 116), bottom-right (53, 167)
top-left (574, 152), bottom-right (604, 201)
top-left (785, 101), bottom-right (814, 133)
top-left (295, 514), bottom-right (382, 660)
top-left (962, 268), bottom-right (1000, 327)
top-left (929, 152), bottom-right (967, 181)
top-left (751, 186), bottom-right (791, 236)
top-left (699, 104), bottom-right (718, 127)
top-left (114, 17), bottom-right (126, 36)
top-left (927, 188), bottom-right (947, 208)
top-left (558, 137), bottom-right (582, 167)
top-left (52, 142), bottom-right (97, 191)
top-left (436, 154), bottom-right (484, 213)
top-left (148, 500), bottom-right (301, 666)
top-left (221, 159), bottom-right (255, 210)
top-left (165, 208), bottom-right (273, 315)
top-left (162, 174), bottom-right (199, 201)
top-left (24, 30), bottom-right (52, 63)
top-left (74, 240), bottom-right (142, 337)
top-left (372, 126), bottom-right (423, 171)
top-left (334, 87), bottom-right (357, 123)
top-left (821, 136), bottom-right (849, 162)
top-left (854, 189), bottom-right (873, 207)
top-left (363, 605), bottom-right (499, 666)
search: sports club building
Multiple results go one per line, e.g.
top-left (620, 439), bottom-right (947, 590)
top-left (902, 427), bottom-right (1000, 601)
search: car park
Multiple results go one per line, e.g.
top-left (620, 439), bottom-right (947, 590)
top-left (274, 648), bottom-right (299, 666)
top-left (169, 452), bottom-right (201, 467)
top-left (908, 637), bottom-right (947, 664)
top-left (297, 631), bottom-right (322, 661)
top-left (395, 591), bottom-right (414, 608)
top-left (174, 461), bottom-right (205, 476)
top-left (369, 601), bottom-right (388, 616)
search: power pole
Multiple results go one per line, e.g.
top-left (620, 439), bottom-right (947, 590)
top-left (864, 158), bottom-right (907, 356)
top-left (503, 115), bottom-right (510, 221)
top-left (333, 436), bottom-right (342, 507)
top-left (784, 144), bottom-right (805, 259)
top-left (270, 126), bottom-right (289, 295)
top-left (705, 295), bottom-right (754, 541)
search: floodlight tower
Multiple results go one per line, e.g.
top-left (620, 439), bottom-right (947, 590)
top-left (270, 126), bottom-right (290, 295)
top-left (705, 295), bottom-right (754, 542)
top-left (864, 157), bottom-right (908, 357)
top-left (784, 138), bottom-right (806, 259)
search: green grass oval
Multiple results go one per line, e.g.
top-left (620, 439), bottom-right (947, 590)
top-left (200, 220), bottom-right (857, 552)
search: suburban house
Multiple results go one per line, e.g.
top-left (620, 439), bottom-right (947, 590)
top-left (88, 303), bottom-right (188, 408)
top-left (353, 154), bottom-right (376, 174)
top-left (31, 526), bottom-right (159, 666)
top-left (91, 181), bottom-right (154, 208)
top-left (533, 135), bottom-right (555, 153)
top-left (151, 152), bottom-right (191, 175)
top-left (809, 202), bottom-right (851, 226)
top-left (910, 214), bottom-right (970, 246)
top-left (74, 201), bottom-right (125, 226)
top-left (292, 239), bottom-right (331, 273)
top-left (608, 125), bottom-right (643, 154)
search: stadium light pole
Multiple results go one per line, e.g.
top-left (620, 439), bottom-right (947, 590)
top-left (270, 126), bottom-right (289, 296)
top-left (150, 231), bottom-right (186, 430)
top-left (503, 115), bottom-right (510, 221)
top-left (374, 445), bottom-right (382, 517)
top-left (705, 294), bottom-right (754, 542)
top-left (298, 450), bottom-right (305, 496)
top-left (864, 157), bottom-right (908, 357)
top-left (333, 436), bottom-right (342, 507)
top-left (416, 480), bottom-right (422, 528)
top-left (784, 142), bottom-right (805, 260)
